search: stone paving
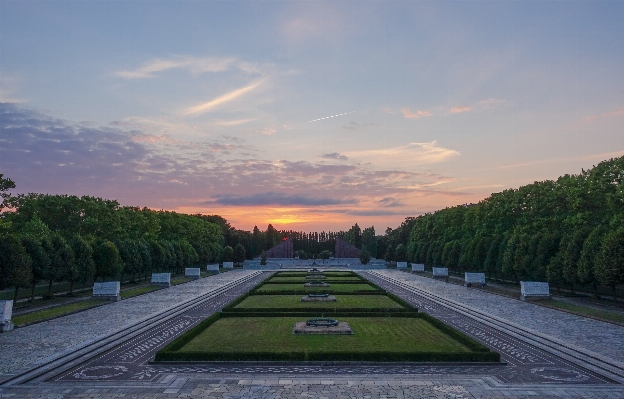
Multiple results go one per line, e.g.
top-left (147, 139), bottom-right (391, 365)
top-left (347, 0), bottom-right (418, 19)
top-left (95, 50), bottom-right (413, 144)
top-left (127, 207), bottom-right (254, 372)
top-left (375, 270), bottom-right (624, 366)
top-left (0, 271), bottom-right (258, 377)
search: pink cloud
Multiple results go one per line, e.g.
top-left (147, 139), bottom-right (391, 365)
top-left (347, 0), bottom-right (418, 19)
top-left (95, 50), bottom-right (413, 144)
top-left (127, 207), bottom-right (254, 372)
top-left (601, 107), bottom-right (624, 117)
top-left (401, 107), bottom-right (432, 119)
top-left (450, 106), bottom-right (472, 114)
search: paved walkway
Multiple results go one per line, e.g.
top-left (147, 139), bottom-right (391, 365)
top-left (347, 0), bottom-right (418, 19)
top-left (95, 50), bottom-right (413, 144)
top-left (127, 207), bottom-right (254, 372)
top-left (0, 271), bottom-right (258, 378)
top-left (376, 270), bottom-right (624, 366)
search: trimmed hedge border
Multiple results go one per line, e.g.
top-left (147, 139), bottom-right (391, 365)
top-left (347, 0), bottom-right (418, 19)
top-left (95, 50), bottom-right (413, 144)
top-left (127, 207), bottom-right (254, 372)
top-left (219, 311), bottom-right (421, 317)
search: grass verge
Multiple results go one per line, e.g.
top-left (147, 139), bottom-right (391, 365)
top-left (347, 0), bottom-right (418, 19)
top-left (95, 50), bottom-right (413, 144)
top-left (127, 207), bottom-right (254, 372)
top-left (231, 294), bottom-right (406, 310)
top-left (120, 285), bottom-right (163, 299)
top-left (12, 299), bottom-right (108, 327)
top-left (542, 300), bottom-right (624, 326)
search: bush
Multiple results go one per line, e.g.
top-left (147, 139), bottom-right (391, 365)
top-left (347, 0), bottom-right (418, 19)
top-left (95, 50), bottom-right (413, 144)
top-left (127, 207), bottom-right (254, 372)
top-left (359, 250), bottom-right (371, 264)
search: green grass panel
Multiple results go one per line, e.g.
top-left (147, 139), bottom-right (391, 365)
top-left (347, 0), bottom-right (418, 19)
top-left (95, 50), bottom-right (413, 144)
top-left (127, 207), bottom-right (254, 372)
top-left (232, 294), bottom-right (406, 310)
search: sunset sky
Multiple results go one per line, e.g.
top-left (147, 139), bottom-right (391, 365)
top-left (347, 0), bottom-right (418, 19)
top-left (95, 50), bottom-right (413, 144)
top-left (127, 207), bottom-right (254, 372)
top-left (1, 1), bottom-right (623, 232)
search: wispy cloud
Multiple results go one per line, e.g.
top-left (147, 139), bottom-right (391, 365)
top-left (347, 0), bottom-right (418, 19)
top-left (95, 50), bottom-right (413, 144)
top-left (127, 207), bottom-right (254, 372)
top-left (478, 98), bottom-right (506, 109)
top-left (320, 152), bottom-right (349, 161)
top-left (115, 56), bottom-right (264, 79)
top-left (602, 107), bottom-right (624, 117)
top-left (214, 118), bottom-right (256, 126)
top-left (347, 141), bottom-right (460, 165)
top-left (401, 108), bottom-right (432, 119)
top-left (449, 106), bottom-right (472, 114)
top-left (182, 80), bottom-right (264, 116)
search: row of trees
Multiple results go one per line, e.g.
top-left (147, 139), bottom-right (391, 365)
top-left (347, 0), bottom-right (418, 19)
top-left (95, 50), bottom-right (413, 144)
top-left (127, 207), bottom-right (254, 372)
top-left (406, 156), bottom-right (624, 298)
top-left (0, 176), bottom-right (225, 299)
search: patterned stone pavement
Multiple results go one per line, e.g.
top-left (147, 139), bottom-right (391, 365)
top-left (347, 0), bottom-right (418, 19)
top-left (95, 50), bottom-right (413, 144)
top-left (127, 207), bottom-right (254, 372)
top-left (2, 269), bottom-right (624, 398)
top-left (0, 270), bottom-right (262, 378)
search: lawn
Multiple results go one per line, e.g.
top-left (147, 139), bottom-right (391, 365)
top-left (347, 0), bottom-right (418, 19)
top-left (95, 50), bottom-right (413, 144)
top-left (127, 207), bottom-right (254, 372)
top-left (254, 283), bottom-right (380, 293)
top-left (12, 299), bottom-right (107, 326)
top-left (158, 316), bottom-right (498, 362)
top-left (233, 295), bottom-right (405, 310)
top-left (267, 276), bottom-right (364, 283)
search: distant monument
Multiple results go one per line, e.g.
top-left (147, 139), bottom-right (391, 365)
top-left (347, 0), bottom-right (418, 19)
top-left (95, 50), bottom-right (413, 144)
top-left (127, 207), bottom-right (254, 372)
top-left (335, 237), bottom-right (361, 258)
top-left (261, 238), bottom-right (294, 258)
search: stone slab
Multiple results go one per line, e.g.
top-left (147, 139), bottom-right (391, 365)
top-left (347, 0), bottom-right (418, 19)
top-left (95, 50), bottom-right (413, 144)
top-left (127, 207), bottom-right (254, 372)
top-left (92, 282), bottom-right (121, 301)
top-left (300, 295), bottom-right (337, 302)
top-left (206, 264), bottom-right (220, 271)
top-left (0, 300), bottom-right (12, 323)
top-left (432, 267), bottom-right (448, 277)
top-left (303, 282), bottom-right (330, 287)
top-left (396, 262), bottom-right (408, 269)
top-left (521, 281), bottom-right (550, 300)
top-left (412, 263), bottom-right (425, 272)
top-left (465, 272), bottom-right (486, 286)
top-left (151, 273), bottom-right (171, 287)
top-left (223, 262), bottom-right (234, 269)
top-left (292, 321), bottom-right (353, 334)
top-left (185, 268), bottom-right (201, 279)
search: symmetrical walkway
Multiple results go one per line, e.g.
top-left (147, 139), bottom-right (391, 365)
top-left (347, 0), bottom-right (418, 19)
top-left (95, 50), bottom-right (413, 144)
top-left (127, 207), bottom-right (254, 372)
top-left (1, 269), bottom-right (624, 398)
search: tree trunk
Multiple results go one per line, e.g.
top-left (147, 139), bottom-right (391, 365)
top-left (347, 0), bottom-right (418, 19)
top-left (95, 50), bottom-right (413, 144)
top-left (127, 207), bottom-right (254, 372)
top-left (593, 283), bottom-right (600, 299)
top-left (69, 280), bottom-right (74, 296)
top-left (48, 279), bottom-right (53, 295)
top-left (31, 284), bottom-right (36, 303)
top-left (570, 282), bottom-right (574, 295)
top-left (613, 285), bottom-right (617, 303)
top-left (13, 286), bottom-right (19, 303)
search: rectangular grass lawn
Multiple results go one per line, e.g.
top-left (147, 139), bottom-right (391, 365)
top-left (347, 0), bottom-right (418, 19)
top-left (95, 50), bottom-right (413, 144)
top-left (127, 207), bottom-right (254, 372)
top-left (158, 316), bottom-right (498, 362)
top-left (234, 294), bottom-right (405, 309)
top-left (267, 276), bottom-right (364, 283)
top-left (255, 283), bottom-right (380, 293)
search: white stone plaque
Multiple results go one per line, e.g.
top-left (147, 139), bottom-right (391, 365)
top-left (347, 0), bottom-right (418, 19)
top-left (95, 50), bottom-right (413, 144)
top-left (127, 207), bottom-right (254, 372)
top-left (222, 262), bottom-right (234, 269)
top-left (432, 267), bottom-right (448, 277)
top-left (93, 282), bottom-right (121, 301)
top-left (411, 264), bottom-right (425, 272)
top-left (1, 300), bottom-right (13, 323)
top-left (151, 273), bottom-right (171, 287)
top-left (206, 264), bottom-right (219, 271)
top-left (396, 262), bottom-right (408, 269)
top-left (521, 281), bottom-right (550, 300)
top-left (465, 272), bottom-right (486, 286)
top-left (185, 268), bottom-right (201, 279)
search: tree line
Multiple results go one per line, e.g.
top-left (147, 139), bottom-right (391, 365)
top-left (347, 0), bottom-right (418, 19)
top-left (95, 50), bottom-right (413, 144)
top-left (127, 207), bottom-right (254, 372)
top-left (0, 178), bottom-right (224, 301)
top-left (404, 156), bottom-right (624, 299)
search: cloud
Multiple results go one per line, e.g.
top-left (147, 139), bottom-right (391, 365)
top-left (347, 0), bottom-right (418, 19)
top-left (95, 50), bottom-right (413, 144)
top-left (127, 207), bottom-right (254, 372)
top-left (449, 106), bottom-right (472, 114)
top-left (214, 118), bottom-right (256, 126)
top-left (347, 141), bottom-right (460, 165)
top-left (478, 98), bottom-right (506, 109)
top-left (211, 192), bottom-right (357, 206)
top-left (401, 108), bottom-right (432, 119)
top-left (342, 122), bottom-right (379, 131)
top-left (378, 197), bottom-right (404, 207)
top-left (320, 152), bottom-right (349, 161)
top-left (601, 107), bottom-right (624, 117)
top-left (182, 80), bottom-right (264, 115)
top-left (115, 56), bottom-right (264, 79)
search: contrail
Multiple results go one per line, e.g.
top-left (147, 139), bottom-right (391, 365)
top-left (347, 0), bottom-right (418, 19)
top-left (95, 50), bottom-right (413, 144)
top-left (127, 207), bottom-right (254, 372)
top-left (309, 111), bottom-right (357, 122)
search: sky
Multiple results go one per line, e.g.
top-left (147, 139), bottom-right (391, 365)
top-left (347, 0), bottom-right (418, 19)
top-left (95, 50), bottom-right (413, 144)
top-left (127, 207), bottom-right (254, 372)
top-left (1, 1), bottom-right (623, 232)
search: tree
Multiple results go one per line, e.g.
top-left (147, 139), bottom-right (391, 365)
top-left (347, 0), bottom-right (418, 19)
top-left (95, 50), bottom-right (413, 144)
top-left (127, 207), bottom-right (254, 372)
top-left (362, 226), bottom-right (377, 258)
top-left (94, 241), bottom-right (123, 280)
top-left (0, 235), bottom-right (33, 302)
top-left (384, 245), bottom-right (394, 263)
top-left (222, 245), bottom-right (234, 262)
top-left (318, 250), bottom-right (331, 259)
top-left (21, 237), bottom-right (50, 302)
top-left (0, 173), bottom-right (16, 211)
top-left (595, 228), bottom-right (624, 301)
top-left (45, 234), bottom-right (75, 297)
top-left (577, 226), bottom-right (606, 296)
top-left (70, 236), bottom-right (95, 295)
top-left (394, 243), bottom-right (407, 262)
top-left (260, 250), bottom-right (267, 265)
top-left (234, 243), bottom-right (246, 265)
top-left (359, 250), bottom-right (371, 265)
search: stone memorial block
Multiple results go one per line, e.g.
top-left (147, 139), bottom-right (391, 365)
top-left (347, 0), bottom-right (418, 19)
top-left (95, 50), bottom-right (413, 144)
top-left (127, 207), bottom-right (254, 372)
top-left (185, 268), bottom-right (201, 279)
top-left (0, 300), bottom-right (14, 332)
top-left (464, 272), bottom-right (486, 287)
top-left (432, 267), bottom-right (448, 278)
top-left (411, 263), bottom-right (425, 272)
top-left (396, 262), bottom-right (408, 269)
top-left (151, 273), bottom-right (171, 287)
top-left (222, 262), bottom-right (234, 269)
top-left (206, 264), bottom-right (220, 272)
top-left (520, 281), bottom-right (551, 301)
top-left (93, 282), bottom-right (121, 301)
